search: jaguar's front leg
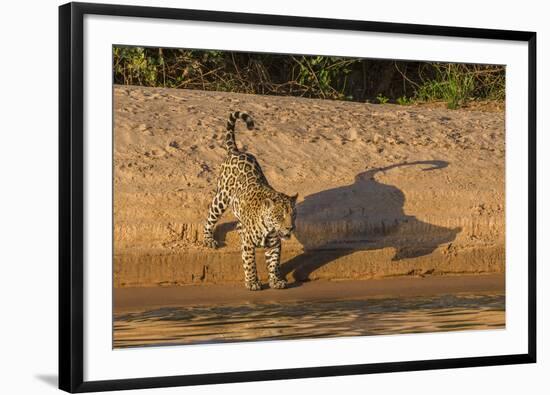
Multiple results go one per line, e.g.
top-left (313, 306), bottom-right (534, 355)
top-left (240, 237), bottom-right (262, 291)
top-left (265, 236), bottom-right (287, 289)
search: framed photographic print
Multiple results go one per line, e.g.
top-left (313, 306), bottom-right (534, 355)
top-left (59, 2), bottom-right (537, 392)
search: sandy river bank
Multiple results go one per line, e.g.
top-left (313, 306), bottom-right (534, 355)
top-left (114, 85), bottom-right (504, 287)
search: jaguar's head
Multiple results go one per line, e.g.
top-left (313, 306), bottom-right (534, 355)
top-left (263, 193), bottom-right (298, 240)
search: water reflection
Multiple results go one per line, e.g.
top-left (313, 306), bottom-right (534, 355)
top-left (114, 293), bottom-right (504, 348)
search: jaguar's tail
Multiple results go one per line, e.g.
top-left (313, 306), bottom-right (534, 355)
top-left (225, 111), bottom-right (254, 153)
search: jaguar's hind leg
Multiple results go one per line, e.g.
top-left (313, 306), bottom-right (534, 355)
top-left (203, 190), bottom-right (228, 249)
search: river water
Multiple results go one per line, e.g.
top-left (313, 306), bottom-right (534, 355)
top-left (113, 293), bottom-right (504, 348)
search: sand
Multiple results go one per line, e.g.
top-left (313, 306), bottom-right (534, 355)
top-left (114, 274), bottom-right (504, 313)
top-left (114, 85), bottom-right (505, 287)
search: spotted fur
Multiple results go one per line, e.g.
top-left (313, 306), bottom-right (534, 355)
top-left (203, 111), bottom-right (298, 290)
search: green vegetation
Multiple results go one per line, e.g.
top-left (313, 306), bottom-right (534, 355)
top-left (113, 46), bottom-right (505, 109)
top-left (411, 63), bottom-right (504, 109)
top-left (414, 64), bottom-right (474, 109)
top-left (376, 94), bottom-right (390, 104)
top-left (396, 96), bottom-right (414, 106)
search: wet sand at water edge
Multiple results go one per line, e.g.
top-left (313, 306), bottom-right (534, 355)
top-left (115, 274), bottom-right (504, 313)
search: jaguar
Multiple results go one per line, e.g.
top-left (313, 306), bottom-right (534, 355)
top-left (203, 111), bottom-right (298, 291)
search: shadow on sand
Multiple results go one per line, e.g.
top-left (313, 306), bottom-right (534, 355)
top-left (281, 160), bottom-right (461, 283)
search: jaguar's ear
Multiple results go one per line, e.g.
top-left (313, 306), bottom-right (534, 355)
top-left (289, 193), bottom-right (299, 204)
top-left (263, 198), bottom-right (274, 210)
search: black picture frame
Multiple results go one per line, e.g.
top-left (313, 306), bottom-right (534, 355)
top-left (59, 2), bottom-right (537, 393)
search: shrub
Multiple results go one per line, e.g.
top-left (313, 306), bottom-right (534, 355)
top-left (413, 63), bottom-right (504, 109)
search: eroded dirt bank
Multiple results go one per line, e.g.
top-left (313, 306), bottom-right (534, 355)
top-left (114, 86), bottom-right (505, 287)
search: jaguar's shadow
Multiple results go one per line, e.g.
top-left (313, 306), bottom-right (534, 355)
top-left (282, 160), bottom-right (461, 283)
top-left (213, 221), bottom-right (238, 248)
